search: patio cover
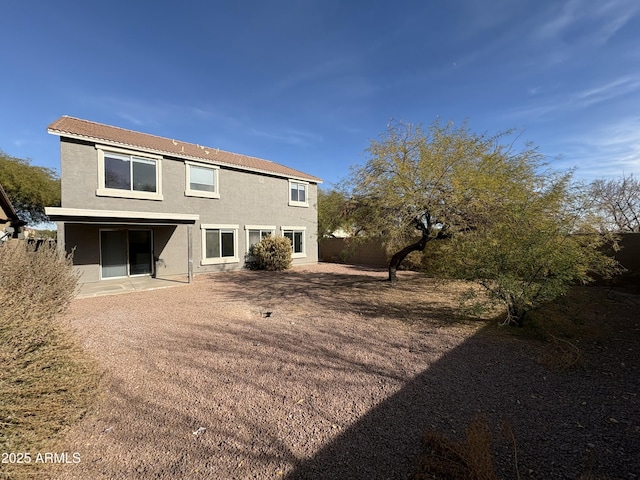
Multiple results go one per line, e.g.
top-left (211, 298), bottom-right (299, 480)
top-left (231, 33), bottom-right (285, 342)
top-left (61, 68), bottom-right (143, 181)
top-left (44, 207), bottom-right (199, 225)
top-left (45, 207), bottom-right (199, 282)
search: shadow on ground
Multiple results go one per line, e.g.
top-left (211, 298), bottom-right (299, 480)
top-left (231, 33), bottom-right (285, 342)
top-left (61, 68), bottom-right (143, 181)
top-left (52, 267), bottom-right (639, 479)
top-left (214, 268), bottom-right (640, 479)
top-left (203, 266), bottom-right (480, 326)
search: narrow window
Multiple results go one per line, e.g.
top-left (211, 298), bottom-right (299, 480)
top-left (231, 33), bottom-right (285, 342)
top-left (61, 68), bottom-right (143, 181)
top-left (221, 231), bottom-right (235, 257)
top-left (283, 229), bottom-right (305, 256)
top-left (293, 231), bottom-right (303, 253)
top-left (289, 181), bottom-right (309, 207)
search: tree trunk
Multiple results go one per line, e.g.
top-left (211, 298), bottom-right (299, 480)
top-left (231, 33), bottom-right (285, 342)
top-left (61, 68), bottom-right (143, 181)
top-left (388, 234), bottom-right (430, 283)
top-left (505, 301), bottom-right (527, 327)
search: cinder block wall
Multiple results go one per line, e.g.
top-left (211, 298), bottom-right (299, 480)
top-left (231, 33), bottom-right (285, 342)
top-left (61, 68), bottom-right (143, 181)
top-left (319, 238), bottom-right (388, 267)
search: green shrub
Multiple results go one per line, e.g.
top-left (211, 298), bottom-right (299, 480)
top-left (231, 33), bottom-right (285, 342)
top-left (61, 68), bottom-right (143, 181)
top-left (248, 235), bottom-right (293, 271)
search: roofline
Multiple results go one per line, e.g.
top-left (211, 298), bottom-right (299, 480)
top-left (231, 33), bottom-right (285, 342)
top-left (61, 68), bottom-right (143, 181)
top-left (47, 125), bottom-right (323, 184)
top-left (0, 183), bottom-right (25, 226)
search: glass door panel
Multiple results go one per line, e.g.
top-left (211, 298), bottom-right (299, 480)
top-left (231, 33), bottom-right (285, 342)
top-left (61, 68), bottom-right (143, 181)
top-left (128, 230), bottom-right (153, 276)
top-left (101, 230), bottom-right (128, 278)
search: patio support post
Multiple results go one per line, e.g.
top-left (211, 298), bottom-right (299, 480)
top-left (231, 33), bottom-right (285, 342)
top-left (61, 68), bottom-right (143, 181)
top-left (187, 224), bottom-right (193, 283)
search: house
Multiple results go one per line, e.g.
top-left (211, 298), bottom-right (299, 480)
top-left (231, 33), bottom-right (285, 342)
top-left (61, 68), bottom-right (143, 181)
top-left (0, 183), bottom-right (26, 243)
top-left (45, 116), bottom-right (322, 283)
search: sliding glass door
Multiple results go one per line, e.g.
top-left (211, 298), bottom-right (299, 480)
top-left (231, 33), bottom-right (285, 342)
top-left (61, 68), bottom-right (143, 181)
top-left (100, 229), bottom-right (153, 279)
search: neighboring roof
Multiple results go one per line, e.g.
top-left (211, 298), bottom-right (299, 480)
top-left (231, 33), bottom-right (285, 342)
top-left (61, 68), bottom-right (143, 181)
top-left (47, 116), bottom-right (322, 183)
top-left (0, 182), bottom-right (25, 226)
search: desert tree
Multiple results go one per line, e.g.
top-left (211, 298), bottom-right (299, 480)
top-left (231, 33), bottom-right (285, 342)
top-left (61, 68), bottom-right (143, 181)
top-left (346, 120), bottom-right (540, 282)
top-left (317, 188), bottom-right (354, 239)
top-left (346, 120), bottom-right (619, 324)
top-left (0, 150), bottom-right (61, 224)
top-left (588, 173), bottom-right (640, 233)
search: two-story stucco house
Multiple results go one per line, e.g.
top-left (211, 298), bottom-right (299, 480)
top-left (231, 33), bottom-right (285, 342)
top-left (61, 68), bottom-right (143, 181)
top-left (45, 116), bottom-right (322, 284)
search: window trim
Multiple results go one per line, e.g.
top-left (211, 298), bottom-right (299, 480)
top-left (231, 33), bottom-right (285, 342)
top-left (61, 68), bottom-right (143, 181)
top-left (185, 161), bottom-right (220, 199)
top-left (201, 224), bottom-right (239, 265)
top-left (281, 226), bottom-right (306, 258)
top-left (96, 145), bottom-right (163, 201)
top-left (288, 180), bottom-right (309, 207)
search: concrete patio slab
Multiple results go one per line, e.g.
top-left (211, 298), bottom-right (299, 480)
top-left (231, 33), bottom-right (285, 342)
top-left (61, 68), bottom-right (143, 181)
top-left (76, 275), bottom-right (189, 298)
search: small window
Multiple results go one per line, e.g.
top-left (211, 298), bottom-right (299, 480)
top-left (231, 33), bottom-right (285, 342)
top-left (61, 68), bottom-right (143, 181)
top-left (97, 146), bottom-right (162, 200)
top-left (282, 227), bottom-right (306, 258)
top-left (289, 180), bottom-right (308, 207)
top-left (245, 226), bottom-right (276, 252)
top-left (186, 163), bottom-right (220, 198)
top-left (248, 230), bottom-right (271, 247)
top-left (201, 224), bottom-right (238, 264)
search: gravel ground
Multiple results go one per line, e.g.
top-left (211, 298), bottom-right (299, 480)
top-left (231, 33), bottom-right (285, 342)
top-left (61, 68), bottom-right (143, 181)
top-left (38, 264), bottom-right (638, 479)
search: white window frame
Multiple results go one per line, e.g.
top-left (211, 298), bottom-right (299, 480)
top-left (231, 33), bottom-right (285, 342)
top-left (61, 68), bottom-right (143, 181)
top-left (96, 145), bottom-right (163, 201)
top-left (281, 226), bottom-right (306, 258)
top-left (245, 225), bottom-right (276, 253)
top-left (201, 224), bottom-right (239, 265)
top-left (185, 162), bottom-right (220, 199)
top-left (288, 180), bottom-right (309, 207)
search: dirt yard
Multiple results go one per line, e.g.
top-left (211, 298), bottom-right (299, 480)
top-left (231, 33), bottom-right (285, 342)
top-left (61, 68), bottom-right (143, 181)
top-left (34, 264), bottom-right (639, 479)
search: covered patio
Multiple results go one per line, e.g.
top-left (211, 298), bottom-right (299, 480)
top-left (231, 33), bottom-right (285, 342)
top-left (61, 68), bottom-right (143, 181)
top-left (45, 207), bottom-right (199, 285)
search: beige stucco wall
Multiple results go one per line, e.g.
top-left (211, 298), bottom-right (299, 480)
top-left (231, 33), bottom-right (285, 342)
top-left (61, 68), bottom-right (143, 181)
top-left (58, 138), bottom-right (319, 280)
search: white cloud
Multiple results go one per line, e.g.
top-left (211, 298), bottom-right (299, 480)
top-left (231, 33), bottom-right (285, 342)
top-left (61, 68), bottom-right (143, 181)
top-left (592, 0), bottom-right (640, 45)
top-left (82, 96), bottom-right (170, 129)
top-left (527, 86), bottom-right (543, 96)
top-left (534, 0), bottom-right (582, 41)
top-left (533, 0), bottom-right (639, 46)
top-left (505, 75), bottom-right (640, 121)
top-left (555, 116), bottom-right (640, 179)
top-left (574, 75), bottom-right (640, 108)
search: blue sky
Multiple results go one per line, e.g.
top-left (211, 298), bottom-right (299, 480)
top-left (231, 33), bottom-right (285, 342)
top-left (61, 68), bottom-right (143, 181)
top-left (1, 0), bottom-right (639, 187)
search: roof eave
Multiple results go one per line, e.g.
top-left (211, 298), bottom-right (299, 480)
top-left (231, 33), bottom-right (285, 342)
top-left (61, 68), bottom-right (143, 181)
top-left (0, 183), bottom-right (24, 225)
top-left (48, 128), bottom-right (323, 184)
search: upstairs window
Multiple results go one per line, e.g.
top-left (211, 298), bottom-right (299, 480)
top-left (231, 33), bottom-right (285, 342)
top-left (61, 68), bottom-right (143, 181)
top-left (186, 162), bottom-right (220, 198)
top-left (104, 153), bottom-right (157, 192)
top-left (289, 180), bottom-right (308, 207)
top-left (96, 146), bottom-right (163, 201)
